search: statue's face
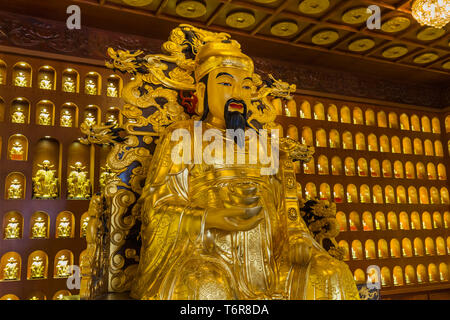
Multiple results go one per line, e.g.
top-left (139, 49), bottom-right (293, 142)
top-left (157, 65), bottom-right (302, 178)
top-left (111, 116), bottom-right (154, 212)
top-left (198, 66), bottom-right (253, 128)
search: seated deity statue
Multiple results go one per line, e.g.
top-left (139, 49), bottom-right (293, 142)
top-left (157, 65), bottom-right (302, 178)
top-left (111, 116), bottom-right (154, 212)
top-left (33, 160), bottom-right (58, 199)
top-left (81, 25), bottom-right (359, 300)
top-left (67, 162), bottom-right (91, 199)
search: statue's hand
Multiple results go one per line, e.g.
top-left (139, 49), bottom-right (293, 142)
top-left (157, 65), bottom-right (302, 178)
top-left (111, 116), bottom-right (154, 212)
top-left (205, 206), bottom-right (263, 232)
top-left (289, 238), bottom-right (313, 266)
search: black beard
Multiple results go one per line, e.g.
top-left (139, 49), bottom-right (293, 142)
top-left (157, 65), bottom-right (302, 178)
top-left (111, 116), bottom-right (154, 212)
top-left (224, 99), bottom-right (247, 147)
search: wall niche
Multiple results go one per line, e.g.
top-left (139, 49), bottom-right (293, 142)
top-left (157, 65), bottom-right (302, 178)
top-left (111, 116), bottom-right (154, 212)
top-left (10, 98), bottom-right (30, 124)
top-left (29, 212), bottom-right (49, 239)
top-left (0, 59), bottom-right (6, 85)
top-left (32, 137), bottom-right (60, 199)
top-left (37, 65), bottom-right (56, 90)
top-left (27, 250), bottom-right (48, 279)
top-left (84, 72), bottom-right (101, 95)
top-left (8, 134), bottom-right (28, 161)
top-left (12, 62), bottom-right (32, 87)
top-left (35, 100), bottom-right (55, 126)
top-left (5, 172), bottom-right (26, 199)
top-left (0, 252), bottom-right (21, 281)
top-left (106, 74), bottom-right (122, 97)
top-left (60, 103), bottom-right (79, 128)
top-left (67, 141), bottom-right (92, 200)
top-left (3, 211), bottom-right (23, 239)
top-left (55, 211), bottom-right (75, 238)
top-left (62, 68), bottom-right (79, 93)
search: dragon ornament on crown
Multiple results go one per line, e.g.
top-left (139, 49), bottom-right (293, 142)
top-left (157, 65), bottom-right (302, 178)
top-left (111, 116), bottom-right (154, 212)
top-left (79, 24), bottom-right (358, 300)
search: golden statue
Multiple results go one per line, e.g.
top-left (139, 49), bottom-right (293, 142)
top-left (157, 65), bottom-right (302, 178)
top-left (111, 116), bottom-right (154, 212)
top-left (14, 71), bottom-right (27, 87)
top-left (80, 24), bottom-right (359, 300)
top-left (38, 108), bottom-right (52, 126)
top-left (60, 109), bottom-right (73, 127)
top-left (106, 114), bottom-right (118, 126)
top-left (57, 217), bottom-right (71, 238)
top-left (85, 79), bottom-right (97, 95)
top-left (8, 179), bottom-right (23, 199)
top-left (107, 82), bottom-right (118, 97)
top-left (3, 257), bottom-right (19, 280)
top-left (84, 112), bottom-right (96, 127)
top-left (39, 74), bottom-right (53, 90)
top-left (55, 255), bottom-right (70, 278)
top-left (33, 160), bottom-right (58, 199)
top-left (11, 107), bottom-right (26, 124)
top-left (30, 256), bottom-right (45, 278)
top-left (31, 216), bottom-right (47, 238)
top-left (67, 162), bottom-right (91, 199)
top-left (63, 76), bottom-right (76, 93)
top-left (5, 217), bottom-right (20, 239)
top-left (10, 141), bottom-right (24, 160)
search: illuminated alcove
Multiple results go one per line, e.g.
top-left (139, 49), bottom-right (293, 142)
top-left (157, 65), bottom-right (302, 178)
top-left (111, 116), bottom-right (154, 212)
top-left (303, 157), bottom-right (315, 174)
top-left (411, 212), bottom-right (421, 230)
top-left (2, 211), bottom-right (23, 239)
top-left (447, 237), bottom-right (450, 255)
top-left (381, 267), bottom-right (391, 287)
top-left (62, 68), bottom-right (80, 93)
top-left (429, 187), bottom-right (439, 204)
top-left (32, 137), bottom-right (61, 199)
top-left (328, 129), bottom-right (340, 148)
top-left (391, 136), bottom-right (401, 153)
top-left (0, 252), bottom-right (21, 281)
top-left (7, 134), bottom-right (28, 161)
top-left (375, 211), bottom-right (386, 230)
top-left (273, 98), bottom-right (283, 115)
top-left (55, 211), bottom-right (75, 238)
top-left (12, 62), bottom-right (32, 87)
top-left (106, 74), bottom-right (123, 98)
top-left (342, 131), bottom-right (353, 149)
top-left (286, 125), bottom-right (299, 140)
top-left (299, 101), bottom-right (311, 119)
top-left (84, 71), bottom-right (101, 95)
top-left (387, 211), bottom-right (398, 230)
top-left (315, 128), bottom-right (327, 147)
top-left (416, 162), bottom-right (426, 179)
top-left (338, 240), bottom-right (349, 261)
top-left (439, 263), bottom-right (449, 282)
top-left (426, 162), bottom-right (436, 180)
top-left (377, 111), bottom-right (387, 128)
top-left (0, 96), bottom-right (5, 122)
top-left (421, 116), bottom-right (431, 132)
top-left (407, 186), bottom-right (418, 204)
top-left (319, 183), bottom-right (330, 200)
top-left (372, 185), bottom-right (383, 204)
top-left (353, 107), bottom-right (363, 125)
top-left (67, 141), bottom-right (92, 199)
top-left (399, 113), bottom-right (409, 130)
top-left (385, 185), bottom-right (395, 204)
top-left (382, 160), bottom-right (392, 178)
top-left (428, 264), bottom-right (439, 283)
top-left (344, 157), bottom-right (355, 176)
top-left (424, 139), bottom-right (433, 156)
top-left (378, 239), bottom-right (388, 258)
top-left (30, 211), bottom-right (50, 239)
top-left (327, 104), bottom-right (338, 122)
top-left (360, 184), bottom-right (370, 203)
top-left (351, 240), bottom-right (363, 260)
top-left (403, 137), bottom-right (412, 154)
top-left (390, 239), bottom-right (401, 258)
top-left (0, 294), bottom-right (19, 300)
top-left (370, 159), bottom-right (380, 177)
top-left (440, 187), bottom-right (449, 204)
top-left (402, 238), bottom-right (413, 257)
top-left (313, 102), bottom-right (325, 120)
top-left (353, 269), bottom-right (365, 283)
top-left (37, 65), bottom-right (56, 90)
top-left (388, 112), bottom-right (398, 129)
top-left (0, 59), bottom-right (6, 85)
top-left (333, 184), bottom-right (344, 203)
top-left (357, 158), bottom-right (368, 177)
top-left (60, 102), bottom-right (79, 128)
top-left (399, 212), bottom-right (410, 230)
top-left (5, 172), bottom-right (26, 200)
top-left (331, 156), bottom-right (342, 175)
top-left (336, 212), bottom-right (347, 231)
top-left (304, 182), bottom-right (317, 200)
top-left (365, 109), bottom-right (375, 126)
top-left (393, 161), bottom-right (403, 178)
top-left (10, 97), bottom-right (30, 124)
top-left (317, 155), bottom-right (329, 175)
top-left (340, 106), bottom-right (351, 123)
top-left (413, 138), bottom-right (423, 155)
top-left (368, 134), bottom-right (378, 151)
top-left (364, 240), bottom-right (376, 259)
top-left (434, 140), bottom-right (443, 156)
top-left (431, 117), bottom-right (440, 133)
top-left (436, 236), bottom-right (446, 255)
top-left (425, 237), bottom-right (435, 255)
top-left (83, 105), bottom-right (101, 126)
top-left (405, 265), bottom-right (416, 285)
top-left (53, 290), bottom-right (72, 300)
top-left (27, 292), bottom-right (47, 300)
top-left (414, 237), bottom-right (425, 256)
top-left (445, 212), bottom-right (450, 228)
top-left (26, 250), bottom-right (48, 280)
top-left (411, 114), bottom-right (420, 131)
top-left (422, 212), bottom-right (432, 230)
top-left (417, 264), bottom-right (427, 283)
top-left (392, 266), bottom-right (404, 285)
top-left (355, 132), bottom-right (365, 150)
top-left (346, 184), bottom-right (358, 203)
top-left (301, 127), bottom-right (313, 145)
top-left (379, 135), bottom-right (389, 152)
top-left (348, 211), bottom-right (361, 231)
top-left (437, 164), bottom-right (446, 180)
top-left (285, 99), bottom-right (297, 117)
top-left (53, 249), bottom-right (74, 278)
top-left (35, 100), bottom-right (55, 126)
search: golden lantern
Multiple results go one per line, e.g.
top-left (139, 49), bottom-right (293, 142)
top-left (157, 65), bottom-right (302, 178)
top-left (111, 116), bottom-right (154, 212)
top-left (411, 0), bottom-right (450, 29)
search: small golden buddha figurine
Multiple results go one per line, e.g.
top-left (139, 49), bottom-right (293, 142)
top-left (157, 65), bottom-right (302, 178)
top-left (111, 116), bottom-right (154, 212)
top-left (31, 216), bottom-right (47, 238)
top-left (57, 217), bottom-right (71, 238)
top-left (39, 74), bottom-right (52, 90)
top-left (32, 160), bottom-right (58, 199)
top-left (106, 113), bottom-right (118, 125)
top-left (63, 77), bottom-right (76, 93)
top-left (81, 216), bottom-right (89, 238)
top-left (30, 256), bottom-right (45, 278)
top-left (60, 109), bottom-right (73, 127)
top-left (55, 255), bottom-right (70, 278)
top-left (5, 217), bottom-right (20, 239)
top-left (85, 79), bottom-right (97, 95)
top-left (38, 108), bottom-right (52, 126)
top-left (99, 165), bottom-right (115, 192)
top-left (107, 82), bottom-right (118, 97)
top-left (11, 107), bottom-right (26, 124)
top-left (10, 141), bottom-right (24, 161)
top-left (84, 112), bottom-right (96, 127)
top-left (29, 296), bottom-right (39, 300)
top-left (3, 257), bottom-right (19, 280)
top-left (67, 162), bottom-right (91, 199)
top-left (14, 71), bottom-right (28, 87)
top-left (7, 179), bottom-right (23, 199)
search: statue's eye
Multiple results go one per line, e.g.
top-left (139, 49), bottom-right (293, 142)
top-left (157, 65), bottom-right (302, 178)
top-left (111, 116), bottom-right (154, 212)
top-left (243, 85), bottom-right (251, 90)
top-left (219, 82), bottom-right (232, 87)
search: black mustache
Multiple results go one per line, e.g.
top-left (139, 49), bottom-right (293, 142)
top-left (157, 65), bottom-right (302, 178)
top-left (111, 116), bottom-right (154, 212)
top-left (225, 98), bottom-right (247, 111)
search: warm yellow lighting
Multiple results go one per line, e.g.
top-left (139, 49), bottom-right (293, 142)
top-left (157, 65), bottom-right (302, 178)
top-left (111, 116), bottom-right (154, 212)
top-left (412, 0), bottom-right (450, 28)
